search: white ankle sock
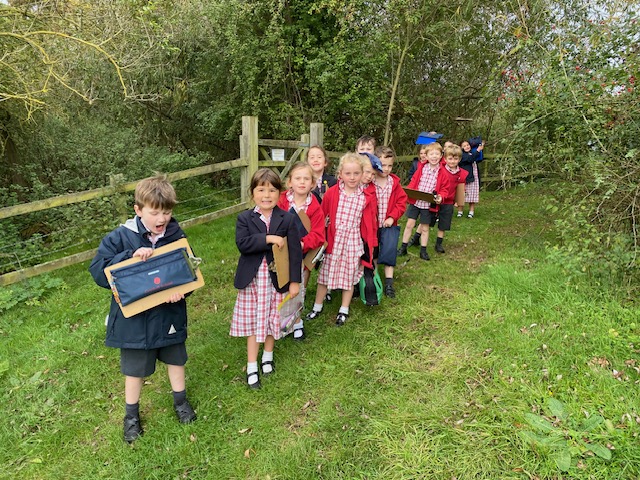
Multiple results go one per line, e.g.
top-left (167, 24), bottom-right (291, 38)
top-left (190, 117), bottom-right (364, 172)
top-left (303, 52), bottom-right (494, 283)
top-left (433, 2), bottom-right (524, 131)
top-left (339, 306), bottom-right (349, 315)
top-left (247, 362), bottom-right (259, 385)
top-left (293, 320), bottom-right (304, 338)
top-left (313, 303), bottom-right (323, 312)
top-left (261, 351), bottom-right (274, 374)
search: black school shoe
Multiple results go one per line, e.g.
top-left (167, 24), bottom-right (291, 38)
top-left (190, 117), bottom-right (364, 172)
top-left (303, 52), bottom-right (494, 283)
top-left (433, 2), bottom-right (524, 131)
top-left (246, 371), bottom-right (261, 389)
top-left (419, 250), bottom-right (430, 261)
top-left (123, 415), bottom-right (143, 443)
top-left (397, 245), bottom-right (408, 256)
top-left (435, 243), bottom-right (445, 253)
top-left (384, 284), bottom-right (396, 298)
top-left (261, 360), bottom-right (275, 377)
top-left (335, 312), bottom-right (349, 326)
top-left (174, 398), bottom-right (197, 424)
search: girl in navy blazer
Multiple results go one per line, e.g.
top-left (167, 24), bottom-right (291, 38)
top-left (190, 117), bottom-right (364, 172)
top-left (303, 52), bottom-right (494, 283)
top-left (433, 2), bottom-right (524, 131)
top-left (230, 169), bottom-right (302, 389)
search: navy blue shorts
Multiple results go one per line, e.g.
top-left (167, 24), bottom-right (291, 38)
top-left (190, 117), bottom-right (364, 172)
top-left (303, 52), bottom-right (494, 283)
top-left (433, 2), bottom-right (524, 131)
top-left (406, 204), bottom-right (434, 225)
top-left (120, 343), bottom-right (188, 377)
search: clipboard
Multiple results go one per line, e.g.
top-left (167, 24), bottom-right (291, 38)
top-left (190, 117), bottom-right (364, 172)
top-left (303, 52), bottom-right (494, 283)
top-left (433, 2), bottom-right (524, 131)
top-left (455, 183), bottom-right (465, 207)
top-left (272, 237), bottom-right (290, 289)
top-left (303, 242), bottom-right (327, 270)
top-left (104, 238), bottom-right (204, 318)
top-left (403, 187), bottom-right (436, 204)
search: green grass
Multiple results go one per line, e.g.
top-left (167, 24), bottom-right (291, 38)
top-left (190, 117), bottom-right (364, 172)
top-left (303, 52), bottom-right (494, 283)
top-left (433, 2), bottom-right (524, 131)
top-left (1, 181), bottom-right (639, 479)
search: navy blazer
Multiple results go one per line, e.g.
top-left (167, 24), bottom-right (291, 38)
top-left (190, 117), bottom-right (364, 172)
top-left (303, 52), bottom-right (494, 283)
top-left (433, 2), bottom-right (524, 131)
top-left (234, 206), bottom-right (303, 293)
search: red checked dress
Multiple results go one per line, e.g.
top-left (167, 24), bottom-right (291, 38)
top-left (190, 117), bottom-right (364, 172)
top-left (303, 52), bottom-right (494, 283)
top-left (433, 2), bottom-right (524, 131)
top-left (318, 183), bottom-right (366, 289)
top-left (464, 162), bottom-right (480, 203)
top-left (230, 208), bottom-right (287, 342)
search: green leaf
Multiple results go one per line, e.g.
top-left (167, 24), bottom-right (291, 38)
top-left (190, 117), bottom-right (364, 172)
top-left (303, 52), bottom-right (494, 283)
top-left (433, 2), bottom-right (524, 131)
top-left (519, 430), bottom-right (546, 446)
top-left (581, 415), bottom-right (604, 432)
top-left (585, 443), bottom-right (612, 460)
top-left (547, 398), bottom-right (568, 421)
top-left (554, 448), bottom-right (572, 471)
top-left (524, 413), bottom-right (555, 432)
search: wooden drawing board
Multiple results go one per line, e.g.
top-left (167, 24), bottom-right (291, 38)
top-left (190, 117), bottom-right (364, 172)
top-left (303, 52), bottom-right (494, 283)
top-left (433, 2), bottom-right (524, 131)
top-left (272, 237), bottom-right (290, 289)
top-left (455, 183), bottom-right (465, 207)
top-left (104, 238), bottom-right (204, 318)
top-left (403, 188), bottom-right (436, 204)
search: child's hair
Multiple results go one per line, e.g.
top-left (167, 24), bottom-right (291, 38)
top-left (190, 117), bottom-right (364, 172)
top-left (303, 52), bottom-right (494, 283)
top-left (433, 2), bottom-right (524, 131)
top-left (355, 135), bottom-right (377, 150)
top-left (287, 161), bottom-right (314, 180)
top-left (444, 145), bottom-right (463, 159)
top-left (423, 142), bottom-right (443, 153)
top-left (250, 168), bottom-right (283, 192)
top-left (375, 145), bottom-right (395, 159)
top-left (134, 174), bottom-right (177, 210)
top-left (337, 152), bottom-right (366, 174)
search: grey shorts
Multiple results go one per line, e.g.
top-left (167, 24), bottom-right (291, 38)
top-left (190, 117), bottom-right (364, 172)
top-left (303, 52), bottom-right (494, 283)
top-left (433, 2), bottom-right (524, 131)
top-left (120, 343), bottom-right (188, 377)
top-left (436, 204), bottom-right (454, 231)
top-left (406, 204), bottom-right (434, 225)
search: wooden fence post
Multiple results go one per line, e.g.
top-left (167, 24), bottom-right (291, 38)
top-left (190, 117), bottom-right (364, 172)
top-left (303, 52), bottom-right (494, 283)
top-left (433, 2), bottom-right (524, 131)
top-left (240, 116), bottom-right (258, 203)
top-left (109, 173), bottom-right (128, 223)
top-left (310, 123), bottom-right (324, 147)
top-left (299, 133), bottom-right (310, 164)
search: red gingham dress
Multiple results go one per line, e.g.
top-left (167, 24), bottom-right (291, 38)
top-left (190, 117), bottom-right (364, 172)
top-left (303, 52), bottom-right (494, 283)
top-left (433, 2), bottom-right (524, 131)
top-left (464, 163), bottom-right (480, 203)
top-left (230, 208), bottom-right (287, 343)
top-left (318, 183), bottom-right (365, 290)
top-left (375, 176), bottom-right (393, 225)
top-left (415, 165), bottom-right (439, 209)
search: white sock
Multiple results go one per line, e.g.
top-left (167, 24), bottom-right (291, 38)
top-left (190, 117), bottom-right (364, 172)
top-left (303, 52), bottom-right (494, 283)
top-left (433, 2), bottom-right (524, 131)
top-left (293, 320), bottom-right (304, 338)
top-left (261, 351), bottom-right (274, 374)
top-left (339, 306), bottom-right (349, 315)
top-left (247, 362), bottom-right (259, 385)
top-left (313, 303), bottom-right (323, 312)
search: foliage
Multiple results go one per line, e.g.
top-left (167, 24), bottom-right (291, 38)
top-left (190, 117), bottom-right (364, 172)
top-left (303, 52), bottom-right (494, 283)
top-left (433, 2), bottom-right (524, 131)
top-left (491, 1), bottom-right (640, 285)
top-left (0, 275), bottom-right (66, 313)
top-left (519, 398), bottom-right (614, 472)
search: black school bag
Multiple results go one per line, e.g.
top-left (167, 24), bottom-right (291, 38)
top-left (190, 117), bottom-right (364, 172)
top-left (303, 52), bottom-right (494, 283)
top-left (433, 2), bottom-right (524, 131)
top-left (359, 267), bottom-right (383, 306)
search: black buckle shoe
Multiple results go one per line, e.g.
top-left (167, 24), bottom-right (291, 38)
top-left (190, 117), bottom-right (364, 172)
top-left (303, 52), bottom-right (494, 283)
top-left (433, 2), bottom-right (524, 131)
top-left (293, 327), bottom-right (305, 341)
top-left (123, 415), bottom-right (143, 443)
top-left (335, 312), bottom-right (349, 326)
top-left (246, 371), bottom-right (261, 389)
top-left (260, 360), bottom-right (275, 377)
top-left (174, 399), bottom-right (197, 424)
top-left (305, 309), bottom-right (322, 320)
top-left (384, 284), bottom-right (396, 298)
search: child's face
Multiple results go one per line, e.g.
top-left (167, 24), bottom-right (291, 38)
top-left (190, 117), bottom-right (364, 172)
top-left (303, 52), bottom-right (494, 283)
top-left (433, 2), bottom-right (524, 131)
top-left (134, 204), bottom-right (172, 235)
top-left (288, 168), bottom-right (314, 197)
top-left (357, 142), bottom-right (375, 154)
top-left (378, 155), bottom-right (394, 178)
top-left (361, 163), bottom-right (375, 185)
top-left (252, 182), bottom-right (280, 213)
top-left (307, 148), bottom-right (327, 176)
top-left (340, 161), bottom-right (364, 190)
top-left (445, 154), bottom-right (461, 170)
top-left (418, 149), bottom-right (429, 163)
top-left (427, 149), bottom-right (442, 166)
top-left (461, 141), bottom-right (471, 153)
top-left (444, 141), bottom-right (454, 149)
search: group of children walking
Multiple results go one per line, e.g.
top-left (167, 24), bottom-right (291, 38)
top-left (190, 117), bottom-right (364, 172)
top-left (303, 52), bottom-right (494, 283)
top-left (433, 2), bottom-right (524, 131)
top-left (89, 134), bottom-right (484, 442)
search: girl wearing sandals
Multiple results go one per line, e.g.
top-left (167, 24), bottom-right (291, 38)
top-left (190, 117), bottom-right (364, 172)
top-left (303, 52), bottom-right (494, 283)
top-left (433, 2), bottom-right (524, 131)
top-left (277, 162), bottom-right (326, 340)
top-left (231, 169), bottom-right (302, 389)
top-left (305, 152), bottom-right (378, 326)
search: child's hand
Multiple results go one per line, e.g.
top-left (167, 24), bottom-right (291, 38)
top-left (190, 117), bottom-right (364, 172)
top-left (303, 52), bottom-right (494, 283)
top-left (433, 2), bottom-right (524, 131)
top-left (478, 143), bottom-right (484, 151)
top-left (434, 194), bottom-right (442, 204)
top-left (167, 292), bottom-right (185, 303)
top-left (133, 247), bottom-right (154, 261)
top-left (383, 218), bottom-right (394, 228)
top-left (288, 282), bottom-right (300, 298)
top-left (267, 235), bottom-right (285, 249)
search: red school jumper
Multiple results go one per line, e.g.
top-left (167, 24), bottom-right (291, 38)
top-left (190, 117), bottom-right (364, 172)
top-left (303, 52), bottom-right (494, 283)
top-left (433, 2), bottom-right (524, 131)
top-left (277, 190), bottom-right (326, 256)
top-left (322, 182), bottom-right (378, 269)
top-left (381, 173), bottom-right (408, 223)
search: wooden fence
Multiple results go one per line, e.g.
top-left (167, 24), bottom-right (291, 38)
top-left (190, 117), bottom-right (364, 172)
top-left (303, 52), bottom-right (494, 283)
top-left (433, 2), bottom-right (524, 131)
top-left (0, 117), bottom-right (535, 286)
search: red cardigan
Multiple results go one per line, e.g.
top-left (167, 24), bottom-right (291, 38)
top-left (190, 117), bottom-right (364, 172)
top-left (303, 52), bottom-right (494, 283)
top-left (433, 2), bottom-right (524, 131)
top-left (278, 191), bottom-right (326, 254)
top-left (378, 173), bottom-right (407, 225)
top-left (435, 167), bottom-right (468, 205)
top-left (322, 182), bottom-right (378, 269)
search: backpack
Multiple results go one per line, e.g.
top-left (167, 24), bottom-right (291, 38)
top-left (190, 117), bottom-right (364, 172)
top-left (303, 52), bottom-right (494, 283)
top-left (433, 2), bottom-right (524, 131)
top-left (359, 267), bottom-right (383, 306)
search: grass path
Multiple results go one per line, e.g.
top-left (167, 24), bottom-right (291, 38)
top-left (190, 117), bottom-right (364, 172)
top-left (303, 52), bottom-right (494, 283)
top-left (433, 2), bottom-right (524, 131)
top-left (1, 181), bottom-right (639, 479)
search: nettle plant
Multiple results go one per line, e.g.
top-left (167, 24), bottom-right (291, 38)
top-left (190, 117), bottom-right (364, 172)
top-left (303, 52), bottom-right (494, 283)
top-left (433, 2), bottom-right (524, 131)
top-left (519, 398), bottom-right (614, 472)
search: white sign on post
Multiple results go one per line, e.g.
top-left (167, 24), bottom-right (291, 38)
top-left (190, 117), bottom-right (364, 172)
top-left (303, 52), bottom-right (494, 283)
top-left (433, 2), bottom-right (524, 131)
top-left (272, 148), bottom-right (285, 161)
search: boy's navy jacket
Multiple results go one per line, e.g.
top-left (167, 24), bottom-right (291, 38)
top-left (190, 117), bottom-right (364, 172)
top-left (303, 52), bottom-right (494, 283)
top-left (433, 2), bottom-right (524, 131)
top-left (234, 206), bottom-right (303, 293)
top-left (89, 216), bottom-right (189, 350)
top-left (459, 149), bottom-right (484, 183)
